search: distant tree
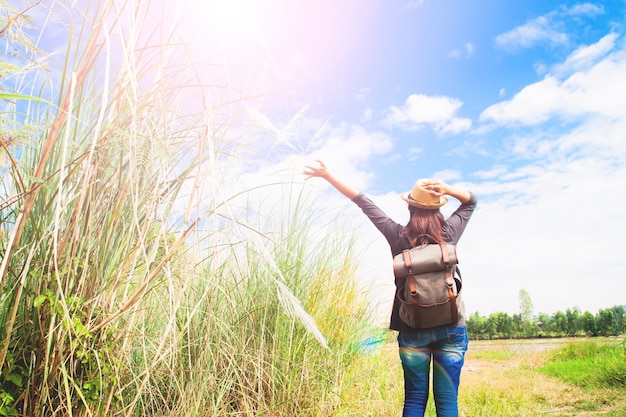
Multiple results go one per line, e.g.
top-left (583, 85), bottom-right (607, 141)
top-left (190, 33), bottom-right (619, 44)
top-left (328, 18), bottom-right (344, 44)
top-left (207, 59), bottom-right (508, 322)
top-left (467, 312), bottom-right (491, 340)
top-left (565, 307), bottom-right (581, 336)
top-left (537, 312), bottom-right (552, 335)
top-left (512, 313), bottom-right (524, 336)
top-left (596, 308), bottom-right (617, 336)
top-left (611, 305), bottom-right (625, 334)
top-left (553, 311), bottom-right (568, 336)
top-left (518, 289), bottom-right (534, 323)
top-left (597, 305), bottom-right (625, 336)
top-left (489, 312), bottom-right (514, 339)
top-left (581, 311), bottom-right (597, 336)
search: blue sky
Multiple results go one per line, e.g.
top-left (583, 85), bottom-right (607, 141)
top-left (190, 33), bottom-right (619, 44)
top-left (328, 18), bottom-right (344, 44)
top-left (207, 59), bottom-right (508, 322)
top-left (5, 0), bottom-right (626, 320)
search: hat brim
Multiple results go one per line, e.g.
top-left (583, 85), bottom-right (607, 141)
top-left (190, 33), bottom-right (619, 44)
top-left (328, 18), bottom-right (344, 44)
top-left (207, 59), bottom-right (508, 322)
top-left (400, 192), bottom-right (448, 209)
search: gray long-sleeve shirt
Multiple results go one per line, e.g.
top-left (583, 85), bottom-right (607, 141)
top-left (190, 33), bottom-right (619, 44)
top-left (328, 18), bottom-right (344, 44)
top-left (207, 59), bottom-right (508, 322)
top-left (352, 192), bottom-right (477, 333)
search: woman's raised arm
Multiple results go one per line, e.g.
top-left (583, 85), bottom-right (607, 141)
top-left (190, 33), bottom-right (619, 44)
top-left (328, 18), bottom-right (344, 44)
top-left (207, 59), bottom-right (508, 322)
top-left (303, 160), bottom-right (360, 200)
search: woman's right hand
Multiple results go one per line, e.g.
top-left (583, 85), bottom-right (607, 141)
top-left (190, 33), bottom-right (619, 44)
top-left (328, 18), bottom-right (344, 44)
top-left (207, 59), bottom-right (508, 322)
top-left (303, 160), bottom-right (329, 180)
top-left (302, 160), bottom-right (360, 200)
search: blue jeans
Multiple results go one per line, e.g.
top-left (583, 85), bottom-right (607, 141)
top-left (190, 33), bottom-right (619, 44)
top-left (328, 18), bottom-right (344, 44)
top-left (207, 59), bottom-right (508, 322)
top-left (398, 326), bottom-right (468, 417)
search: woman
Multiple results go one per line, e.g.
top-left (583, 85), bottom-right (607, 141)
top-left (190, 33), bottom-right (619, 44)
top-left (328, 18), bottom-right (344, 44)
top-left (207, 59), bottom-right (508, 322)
top-left (303, 160), bottom-right (477, 417)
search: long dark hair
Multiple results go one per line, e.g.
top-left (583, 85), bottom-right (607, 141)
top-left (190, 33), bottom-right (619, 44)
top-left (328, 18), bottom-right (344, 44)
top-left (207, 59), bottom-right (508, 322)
top-left (403, 205), bottom-right (445, 246)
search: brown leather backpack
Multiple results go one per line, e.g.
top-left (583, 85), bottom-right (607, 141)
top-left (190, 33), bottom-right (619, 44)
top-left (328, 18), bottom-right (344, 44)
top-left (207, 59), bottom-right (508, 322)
top-left (394, 243), bottom-right (462, 329)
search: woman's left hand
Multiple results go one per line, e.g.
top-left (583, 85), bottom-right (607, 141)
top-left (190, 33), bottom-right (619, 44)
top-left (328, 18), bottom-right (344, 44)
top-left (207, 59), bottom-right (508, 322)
top-left (421, 179), bottom-right (448, 196)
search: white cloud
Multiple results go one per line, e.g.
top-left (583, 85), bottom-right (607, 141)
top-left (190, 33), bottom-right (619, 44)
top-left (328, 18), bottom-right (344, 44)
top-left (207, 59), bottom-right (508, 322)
top-left (294, 123), bottom-right (396, 198)
top-left (481, 37), bottom-right (626, 126)
top-left (430, 169), bottom-right (462, 182)
top-left (448, 42), bottom-right (475, 59)
top-left (552, 33), bottom-right (617, 76)
top-left (534, 61), bottom-right (548, 75)
top-left (495, 16), bottom-right (568, 51)
top-left (360, 107), bottom-right (373, 123)
top-left (480, 76), bottom-right (564, 125)
top-left (310, 123), bottom-right (393, 165)
top-left (384, 93), bottom-right (472, 134)
top-left (565, 3), bottom-right (604, 17)
top-left (473, 166), bottom-right (509, 180)
top-left (448, 50), bottom-right (462, 59)
top-left (494, 3), bottom-right (604, 52)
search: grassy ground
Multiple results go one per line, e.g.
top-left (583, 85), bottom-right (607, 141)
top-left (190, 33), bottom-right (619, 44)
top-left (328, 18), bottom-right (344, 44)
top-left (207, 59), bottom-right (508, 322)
top-left (334, 337), bottom-right (626, 417)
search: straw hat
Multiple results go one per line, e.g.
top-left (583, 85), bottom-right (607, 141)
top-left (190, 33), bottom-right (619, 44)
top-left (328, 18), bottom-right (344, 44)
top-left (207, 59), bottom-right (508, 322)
top-left (400, 179), bottom-right (448, 209)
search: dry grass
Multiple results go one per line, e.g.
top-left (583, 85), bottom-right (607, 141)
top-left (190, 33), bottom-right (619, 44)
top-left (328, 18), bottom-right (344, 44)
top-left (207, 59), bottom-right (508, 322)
top-left (333, 343), bottom-right (404, 417)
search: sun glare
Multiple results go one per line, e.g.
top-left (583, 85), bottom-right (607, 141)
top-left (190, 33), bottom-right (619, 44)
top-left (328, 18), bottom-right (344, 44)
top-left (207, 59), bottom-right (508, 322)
top-left (210, 0), bottom-right (258, 38)
top-left (176, 0), bottom-right (380, 101)
top-left (181, 0), bottom-right (268, 70)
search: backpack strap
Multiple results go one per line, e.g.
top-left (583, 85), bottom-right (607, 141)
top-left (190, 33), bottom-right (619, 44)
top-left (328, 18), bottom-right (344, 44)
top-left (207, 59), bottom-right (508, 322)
top-left (402, 249), bottom-right (417, 295)
top-left (445, 268), bottom-right (459, 323)
top-left (441, 243), bottom-right (459, 323)
top-left (401, 249), bottom-right (421, 327)
top-left (440, 242), bottom-right (450, 265)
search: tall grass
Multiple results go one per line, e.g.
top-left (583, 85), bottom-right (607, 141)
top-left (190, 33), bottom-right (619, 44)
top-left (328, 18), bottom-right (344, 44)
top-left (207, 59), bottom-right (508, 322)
top-left (0, 1), bottom-right (374, 415)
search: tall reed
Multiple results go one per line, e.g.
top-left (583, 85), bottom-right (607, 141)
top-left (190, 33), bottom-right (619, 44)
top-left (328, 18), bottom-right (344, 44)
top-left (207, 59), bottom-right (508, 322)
top-left (1, 1), bottom-right (374, 415)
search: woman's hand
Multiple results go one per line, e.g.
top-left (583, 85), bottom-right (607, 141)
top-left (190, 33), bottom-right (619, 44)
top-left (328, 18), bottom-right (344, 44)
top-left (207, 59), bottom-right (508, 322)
top-left (423, 179), bottom-right (471, 204)
top-left (421, 179), bottom-right (449, 197)
top-left (303, 160), bottom-right (329, 180)
top-left (302, 160), bottom-right (360, 200)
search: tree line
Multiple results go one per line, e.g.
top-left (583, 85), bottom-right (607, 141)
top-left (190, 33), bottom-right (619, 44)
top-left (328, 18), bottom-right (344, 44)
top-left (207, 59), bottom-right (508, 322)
top-left (466, 305), bottom-right (625, 340)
